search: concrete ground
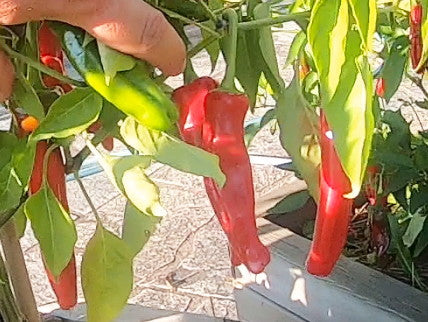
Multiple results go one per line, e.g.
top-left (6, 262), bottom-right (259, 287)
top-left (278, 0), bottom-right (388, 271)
top-left (1, 21), bottom-right (428, 321)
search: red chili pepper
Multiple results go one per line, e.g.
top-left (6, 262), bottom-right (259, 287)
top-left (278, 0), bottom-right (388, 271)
top-left (306, 111), bottom-right (353, 277)
top-left (38, 22), bottom-right (73, 92)
top-left (29, 142), bottom-right (77, 310)
top-left (410, 5), bottom-right (424, 72)
top-left (88, 121), bottom-right (115, 152)
top-left (37, 22), bottom-right (77, 310)
top-left (376, 78), bottom-right (386, 98)
top-left (173, 79), bottom-right (270, 273)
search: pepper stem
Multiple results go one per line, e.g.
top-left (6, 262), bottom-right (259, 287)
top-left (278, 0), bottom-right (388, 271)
top-left (221, 9), bottom-right (239, 91)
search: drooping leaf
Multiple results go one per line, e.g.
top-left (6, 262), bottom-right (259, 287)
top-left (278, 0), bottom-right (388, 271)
top-left (0, 133), bottom-right (16, 170)
top-left (82, 224), bottom-right (133, 322)
top-left (414, 218), bottom-right (428, 257)
top-left (32, 87), bottom-right (103, 141)
top-left (201, 21), bottom-right (220, 72)
top-left (0, 164), bottom-right (23, 214)
top-left (14, 203), bottom-right (27, 239)
top-left (403, 210), bottom-right (427, 248)
top-left (244, 109), bottom-right (276, 147)
top-left (12, 139), bottom-right (36, 186)
top-left (284, 31), bottom-right (307, 68)
top-left (268, 190), bottom-right (310, 214)
top-left (97, 41), bottom-right (136, 85)
top-left (25, 184), bottom-right (77, 277)
top-left (253, 2), bottom-right (285, 91)
top-left (120, 117), bottom-right (226, 187)
top-left (12, 76), bottom-right (45, 121)
top-left (122, 202), bottom-right (161, 257)
top-left (277, 72), bottom-right (320, 201)
top-left (308, 0), bottom-right (374, 197)
top-left (379, 36), bottom-right (408, 101)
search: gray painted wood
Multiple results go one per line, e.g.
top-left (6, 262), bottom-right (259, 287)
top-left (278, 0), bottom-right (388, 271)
top-left (234, 219), bottom-right (428, 322)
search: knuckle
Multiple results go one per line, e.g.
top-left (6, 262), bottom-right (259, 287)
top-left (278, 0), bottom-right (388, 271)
top-left (0, 0), bottom-right (21, 25)
top-left (137, 10), bottom-right (168, 53)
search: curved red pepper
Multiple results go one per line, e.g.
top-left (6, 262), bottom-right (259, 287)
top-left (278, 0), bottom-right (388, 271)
top-left (410, 5), bottom-right (424, 72)
top-left (173, 79), bottom-right (270, 273)
top-left (202, 91), bottom-right (270, 274)
top-left (29, 142), bottom-right (77, 310)
top-left (37, 23), bottom-right (77, 309)
top-left (306, 111), bottom-right (353, 277)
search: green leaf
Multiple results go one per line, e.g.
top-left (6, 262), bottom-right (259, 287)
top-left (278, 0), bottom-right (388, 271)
top-left (14, 203), bottom-right (27, 239)
top-left (12, 76), bottom-right (45, 121)
top-left (379, 36), bottom-right (408, 101)
top-left (277, 73), bottom-right (320, 202)
top-left (32, 88), bottom-right (103, 141)
top-left (120, 117), bottom-right (226, 187)
top-left (414, 218), bottom-right (428, 257)
top-left (25, 184), bottom-right (77, 277)
top-left (0, 164), bottom-right (23, 214)
top-left (308, 0), bottom-right (374, 197)
top-left (236, 30), bottom-right (263, 107)
top-left (348, 0), bottom-right (377, 51)
top-left (0, 132), bottom-right (16, 170)
top-left (284, 31), bottom-right (307, 68)
top-left (244, 109), bottom-right (276, 147)
top-left (402, 210), bottom-right (427, 247)
top-left (82, 224), bottom-right (133, 322)
top-left (201, 21), bottom-right (220, 72)
top-left (253, 3), bottom-right (285, 91)
top-left (122, 202), bottom-right (161, 257)
top-left (12, 139), bottom-right (36, 186)
top-left (268, 190), bottom-right (310, 214)
top-left (97, 41), bottom-right (136, 85)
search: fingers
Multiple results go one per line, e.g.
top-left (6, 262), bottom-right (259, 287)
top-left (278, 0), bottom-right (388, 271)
top-left (0, 50), bottom-right (15, 102)
top-left (48, 0), bottom-right (186, 76)
top-left (77, 0), bottom-right (186, 76)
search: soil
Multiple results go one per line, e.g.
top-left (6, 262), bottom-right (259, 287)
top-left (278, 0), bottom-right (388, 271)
top-left (265, 197), bottom-right (428, 292)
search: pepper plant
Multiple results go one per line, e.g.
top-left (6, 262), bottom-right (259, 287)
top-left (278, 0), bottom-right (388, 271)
top-left (0, 0), bottom-right (427, 321)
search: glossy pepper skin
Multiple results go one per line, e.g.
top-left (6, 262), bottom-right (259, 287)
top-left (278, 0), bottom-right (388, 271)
top-left (29, 142), bottom-right (77, 310)
top-left (50, 22), bottom-right (178, 131)
top-left (202, 91), bottom-right (270, 274)
top-left (173, 78), bottom-right (241, 266)
top-left (306, 111), bottom-right (353, 277)
top-left (173, 79), bottom-right (270, 273)
top-left (36, 24), bottom-right (77, 310)
top-left (410, 4), bottom-right (424, 72)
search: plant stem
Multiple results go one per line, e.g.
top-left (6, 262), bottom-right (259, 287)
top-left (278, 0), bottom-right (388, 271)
top-left (0, 221), bottom-right (40, 322)
top-left (198, 0), bottom-right (219, 23)
top-left (158, 7), bottom-right (221, 38)
top-left (73, 172), bottom-right (100, 222)
top-left (0, 41), bottom-right (86, 88)
top-left (238, 11), bottom-right (310, 30)
top-left (188, 34), bottom-right (219, 58)
top-left (221, 9), bottom-right (239, 91)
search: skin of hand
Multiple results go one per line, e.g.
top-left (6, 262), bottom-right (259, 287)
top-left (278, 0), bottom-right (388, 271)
top-left (0, 0), bottom-right (186, 102)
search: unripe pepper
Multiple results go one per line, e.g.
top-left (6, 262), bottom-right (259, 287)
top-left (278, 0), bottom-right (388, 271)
top-left (173, 78), bottom-right (270, 273)
top-left (50, 22), bottom-right (178, 131)
top-left (306, 111), bottom-right (353, 277)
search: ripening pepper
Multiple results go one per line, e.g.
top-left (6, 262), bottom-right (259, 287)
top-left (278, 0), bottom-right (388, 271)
top-left (376, 78), bottom-right (386, 98)
top-left (173, 79), bottom-right (270, 273)
top-left (306, 111), bottom-right (353, 277)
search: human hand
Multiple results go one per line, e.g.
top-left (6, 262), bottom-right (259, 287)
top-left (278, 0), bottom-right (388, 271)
top-left (0, 0), bottom-right (186, 102)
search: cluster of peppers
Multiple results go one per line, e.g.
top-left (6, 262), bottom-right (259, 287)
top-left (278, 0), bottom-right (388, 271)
top-left (173, 78), bottom-right (270, 274)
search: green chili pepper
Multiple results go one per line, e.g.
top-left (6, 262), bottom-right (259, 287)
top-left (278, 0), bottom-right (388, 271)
top-left (50, 22), bottom-right (178, 131)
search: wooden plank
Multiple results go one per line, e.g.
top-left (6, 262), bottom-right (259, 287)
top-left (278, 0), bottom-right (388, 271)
top-left (234, 218), bottom-right (428, 322)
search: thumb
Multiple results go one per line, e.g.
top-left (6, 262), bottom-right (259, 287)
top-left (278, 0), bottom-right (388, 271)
top-left (0, 50), bottom-right (15, 103)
